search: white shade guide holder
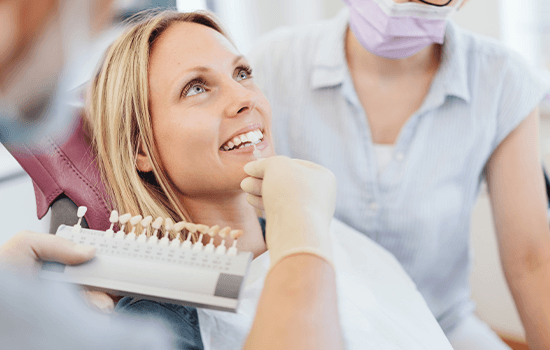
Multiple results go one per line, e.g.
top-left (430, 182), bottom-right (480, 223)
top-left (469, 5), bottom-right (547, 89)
top-left (43, 224), bottom-right (253, 313)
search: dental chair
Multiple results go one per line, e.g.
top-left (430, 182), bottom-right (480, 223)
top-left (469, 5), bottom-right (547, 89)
top-left (7, 112), bottom-right (110, 233)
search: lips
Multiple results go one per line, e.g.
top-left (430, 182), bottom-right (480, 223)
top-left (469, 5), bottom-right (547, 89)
top-left (220, 129), bottom-right (264, 151)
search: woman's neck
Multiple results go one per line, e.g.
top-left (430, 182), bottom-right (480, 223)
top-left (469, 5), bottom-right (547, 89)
top-left (345, 28), bottom-right (441, 79)
top-left (180, 191), bottom-right (267, 258)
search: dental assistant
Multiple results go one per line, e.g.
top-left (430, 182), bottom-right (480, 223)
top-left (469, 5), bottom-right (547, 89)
top-left (249, 0), bottom-right (550, 349)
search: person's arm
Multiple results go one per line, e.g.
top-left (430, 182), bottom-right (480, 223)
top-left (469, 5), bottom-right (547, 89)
top-left (245, 254), bottom-right (342, 350)
top-left (241, 156), bottom-right (344, 350)
top-left (486, 108), bottom-right (550, 349)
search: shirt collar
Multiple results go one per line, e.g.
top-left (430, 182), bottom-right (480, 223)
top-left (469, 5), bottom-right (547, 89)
top-left (310, 9), bottom-right (350, 89)
top-left (310, 10), bottom-right (471, 103)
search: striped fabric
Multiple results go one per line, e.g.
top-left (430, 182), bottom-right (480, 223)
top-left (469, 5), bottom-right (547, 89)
top-left (248, 8), bottom-right (549, 334)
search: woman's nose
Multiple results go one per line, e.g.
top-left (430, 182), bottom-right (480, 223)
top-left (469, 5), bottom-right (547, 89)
top-left (223, 80), bottom-right (257, 118)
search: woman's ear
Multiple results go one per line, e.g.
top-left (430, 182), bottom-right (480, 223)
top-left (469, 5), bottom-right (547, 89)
top-left (136, 139), bottom-right (153, 173)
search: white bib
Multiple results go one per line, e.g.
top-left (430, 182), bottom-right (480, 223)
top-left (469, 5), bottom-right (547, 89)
top-left (198, 219), bottom-right (453, 349)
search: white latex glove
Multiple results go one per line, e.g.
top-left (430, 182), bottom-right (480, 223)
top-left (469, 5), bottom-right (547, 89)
top-left (241, 156), bottom-right (337, 268)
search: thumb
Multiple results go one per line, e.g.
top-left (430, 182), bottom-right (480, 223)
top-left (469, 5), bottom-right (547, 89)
top-left (243, 158), bottom-right (268, 178)
top-left (29, 233), bottom-right (96, 265)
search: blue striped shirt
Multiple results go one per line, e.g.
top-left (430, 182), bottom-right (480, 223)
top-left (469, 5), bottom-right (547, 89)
top-left (248, 9), bottom-right (549, 333)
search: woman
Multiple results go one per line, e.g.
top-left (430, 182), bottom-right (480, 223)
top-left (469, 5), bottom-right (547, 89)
top-left (247, 0), bottom-right (550, 348)
top-left (86, 10), bottom-right (453, 350)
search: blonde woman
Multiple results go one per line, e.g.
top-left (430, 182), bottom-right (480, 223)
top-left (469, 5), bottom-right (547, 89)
top-left (88, 11), bottom-right (343, 350)
top-left (86, 10), bottom-right (454, 350)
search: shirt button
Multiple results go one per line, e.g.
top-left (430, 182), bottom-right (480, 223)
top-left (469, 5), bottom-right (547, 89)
top-left (395, 152), bottom-right (405, 162)
top-left (369, 202), bottom-right (379, 211)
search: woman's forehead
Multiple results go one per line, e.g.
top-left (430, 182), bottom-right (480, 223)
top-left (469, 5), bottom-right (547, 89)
top-left (151, 21), bottom-right (239, 68)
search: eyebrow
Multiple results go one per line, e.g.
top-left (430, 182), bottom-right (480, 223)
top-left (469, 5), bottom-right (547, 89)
top-left (172, 55), bottom-right (246, 97)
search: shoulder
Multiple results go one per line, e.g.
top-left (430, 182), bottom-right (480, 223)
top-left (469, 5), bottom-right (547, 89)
top-left (247, 11), bottom-right (345, 75)
top-left (448, 22), bottom-right (540, 82)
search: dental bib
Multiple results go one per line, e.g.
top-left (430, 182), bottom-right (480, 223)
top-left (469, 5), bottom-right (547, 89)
top-left (197, 218), bottom-right (453, 349)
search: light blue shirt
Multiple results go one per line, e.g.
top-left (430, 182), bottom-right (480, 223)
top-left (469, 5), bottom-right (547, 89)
top-left (248, 9), bottom-right (549, 333)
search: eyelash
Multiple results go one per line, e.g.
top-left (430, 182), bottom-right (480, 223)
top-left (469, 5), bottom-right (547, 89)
top-left (236, 65), bottom-right (253, 79)
top-left (180, 65), bottom-right (254, 98)
top-left (181, 77), bottom-right (207, 98)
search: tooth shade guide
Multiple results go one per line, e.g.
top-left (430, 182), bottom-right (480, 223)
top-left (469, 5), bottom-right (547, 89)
top-left (206, 225), bottom-right (220, 244)
top-left (73, 206), bottom-right (88, 232)
top-left (253, 144), bottom-right (262, 160)
top-left (105, 210), bottom-right (119, 237)
top-left (128, 215), bottom-right (143, 236)
top-left (102, 211), bottom-right (248, 254)
top-left (227, 229), bottom-right (243, 256)
top-left (139, 216), bottom-right (153, 238)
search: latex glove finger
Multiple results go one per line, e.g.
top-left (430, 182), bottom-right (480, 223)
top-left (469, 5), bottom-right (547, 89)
top-left (243, 158), bottom-right (268, 178)
top-left (0, 231), bottom-right (96, 276)
top-left (246, 194), bottom-right (265, 211)
top-left (244, 157), bottom-right (321, 179)
top-left (81, 290), bottom-right (115, 314)
top-left (240, 176), bottom-right (263, 196)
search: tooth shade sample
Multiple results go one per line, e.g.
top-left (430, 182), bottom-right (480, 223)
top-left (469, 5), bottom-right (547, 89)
top-left (185, 223), bottom-right (197, 233)
top-left (130, 215), bottom-right (143, 226)
top-left (119, 213), bottom-right (132, 224)
top-left (230, 229), bottom-right (244, 240)
top-left (109, 210), bottom-right (119, 223)
top-left (196, 224), bottom-right (209, 233)
top-left (218, 226), bottom-right (231, 238)
top-left (165, 218), bottom-right (174, 230)
top-left (141, 216), bottom-right (153, 227)
top-left (77, 206), bottom-right (88, 218)
top-left (152, 217), bottom-right (163, 229)
top-left (207, 225), bottom-right (220, 237)
top-left (173, 221), bottom-right (186, 233)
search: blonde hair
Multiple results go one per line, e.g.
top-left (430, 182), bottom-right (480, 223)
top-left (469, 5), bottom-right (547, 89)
top-left (88, 10), bottom-right (229, 237)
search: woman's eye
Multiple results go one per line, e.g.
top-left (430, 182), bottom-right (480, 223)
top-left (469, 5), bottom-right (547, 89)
top-left (236, 69), bottom-right (251, 82)
top-left (185, 84), bottom-right (206, 97)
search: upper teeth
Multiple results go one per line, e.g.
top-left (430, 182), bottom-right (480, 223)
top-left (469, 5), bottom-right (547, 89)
top-left (222, 129), bottom-right (263, 151)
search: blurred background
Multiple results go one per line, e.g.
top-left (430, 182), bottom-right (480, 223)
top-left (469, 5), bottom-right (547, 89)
top-left (1, 0), bottom-right (550, 348)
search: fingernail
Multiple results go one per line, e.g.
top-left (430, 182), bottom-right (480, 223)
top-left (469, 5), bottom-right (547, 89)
top-left (74, 244), bottom-right (96, 255)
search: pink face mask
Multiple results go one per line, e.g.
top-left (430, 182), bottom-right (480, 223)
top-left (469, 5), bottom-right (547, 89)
top-left (344, 0), bottom-right (463, 59)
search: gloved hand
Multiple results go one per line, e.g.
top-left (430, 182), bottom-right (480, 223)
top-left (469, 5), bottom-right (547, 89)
top-left (0, 230), bottom-right (96, 276)
top-left (241, 156), bottom-right (337, 268)
top-left (0, 230), bottom-right (115, 313)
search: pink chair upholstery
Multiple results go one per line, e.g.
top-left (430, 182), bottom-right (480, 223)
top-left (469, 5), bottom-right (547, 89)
top-left (7, 114), bottom-right (111, 230)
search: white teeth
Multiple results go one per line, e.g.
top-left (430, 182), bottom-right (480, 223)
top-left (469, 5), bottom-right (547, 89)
top-left (222, 129), bottom-right (264, 151)
top-left (246, 131), bottom-right (259, 143)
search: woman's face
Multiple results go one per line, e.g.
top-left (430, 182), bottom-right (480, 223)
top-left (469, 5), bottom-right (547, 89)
top-left (144, 22), bottom-right (275, 197)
